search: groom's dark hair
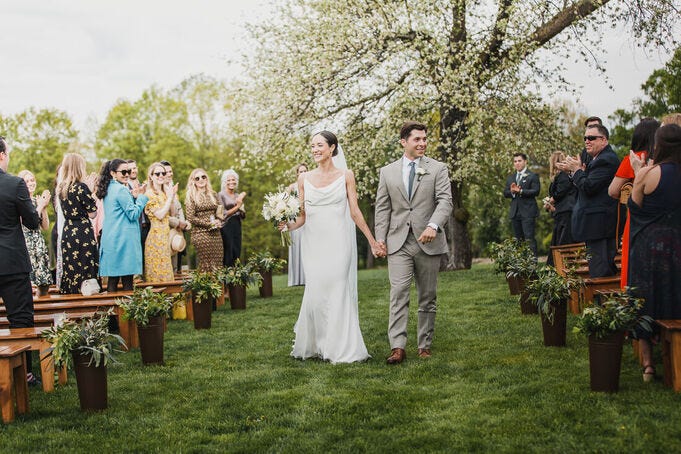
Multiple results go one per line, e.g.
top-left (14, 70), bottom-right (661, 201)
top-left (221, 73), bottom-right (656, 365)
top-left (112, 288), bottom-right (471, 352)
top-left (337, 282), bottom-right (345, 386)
top-left (400, 121), bottom-right (427, 140)
top-left (314, 130), bottom-right (338, 156)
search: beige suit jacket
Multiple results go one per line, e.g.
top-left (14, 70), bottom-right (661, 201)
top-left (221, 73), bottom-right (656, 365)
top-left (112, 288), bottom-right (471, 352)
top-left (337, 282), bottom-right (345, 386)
top-left (374, 156), bottom-right (453, 255)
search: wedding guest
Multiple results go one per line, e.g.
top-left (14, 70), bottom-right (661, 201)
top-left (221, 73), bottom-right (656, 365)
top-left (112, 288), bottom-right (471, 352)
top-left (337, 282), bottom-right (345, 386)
top-left (628, 124), bottom-right (681, 382)
top-left (607, 118), bottom-right (660, 288)
top-left (144, 162), bottom-right (177, 281)
top-left (218, 169), bottom-right (246, 268)
top-left (17, 170), bottom-right (53, 288)
top-left (662, 113), bottom-right (681, 126)
top-left (162, 160), bottom-right (191, 273)
top-left (288, 163), bottom-right (308, 286)
top-left (51, 165), bottom-right (65, 289)
top-left (56, 153), bottom-right (99, 294)
top-left (544, 152), bottom-right (576, 266)
top-left (185, 168), bottom-right (223, 271)
top-left (97, 159), bottom-right (148, 292)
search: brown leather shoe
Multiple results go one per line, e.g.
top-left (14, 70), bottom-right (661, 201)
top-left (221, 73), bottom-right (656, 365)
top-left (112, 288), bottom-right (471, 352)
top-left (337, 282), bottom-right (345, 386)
top-left (386, 348), bottom-right (406, 364)
top-left (417, 348), bottom-right (431, 359)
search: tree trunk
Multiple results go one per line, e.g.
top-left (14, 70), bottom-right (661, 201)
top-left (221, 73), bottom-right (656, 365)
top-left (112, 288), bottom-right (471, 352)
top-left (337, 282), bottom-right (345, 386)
top-left (439, 105), bottom-right (472, 270)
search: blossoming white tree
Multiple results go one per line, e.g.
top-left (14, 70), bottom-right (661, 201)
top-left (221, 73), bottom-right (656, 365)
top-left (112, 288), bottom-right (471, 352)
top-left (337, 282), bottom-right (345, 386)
top-left (242, 0), bottom-right (679, 269)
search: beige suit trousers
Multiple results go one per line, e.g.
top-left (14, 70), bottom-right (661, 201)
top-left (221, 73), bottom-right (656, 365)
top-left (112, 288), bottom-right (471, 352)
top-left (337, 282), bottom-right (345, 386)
top-left (387, 232), bottom-right (441, 350)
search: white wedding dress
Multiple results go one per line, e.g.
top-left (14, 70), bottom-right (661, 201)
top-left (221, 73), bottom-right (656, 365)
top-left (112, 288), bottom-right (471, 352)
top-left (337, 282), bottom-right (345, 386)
top-left (291, 174), bottom-right (370, 364)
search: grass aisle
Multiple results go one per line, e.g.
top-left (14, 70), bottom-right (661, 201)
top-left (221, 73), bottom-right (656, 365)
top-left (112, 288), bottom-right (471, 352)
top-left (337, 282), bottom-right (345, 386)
top-left (2, 264), bottom-right (681, 453)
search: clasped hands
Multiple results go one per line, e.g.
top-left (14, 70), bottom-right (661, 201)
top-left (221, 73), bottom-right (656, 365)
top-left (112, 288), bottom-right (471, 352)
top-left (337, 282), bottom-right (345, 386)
top-left (372, 227), bottom-right (437, 258)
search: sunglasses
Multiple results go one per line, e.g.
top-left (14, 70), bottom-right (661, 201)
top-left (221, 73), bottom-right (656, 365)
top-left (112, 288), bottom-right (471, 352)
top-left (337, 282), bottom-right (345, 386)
top-left (153, 171), bottom-right (167, 177)
top-left (115, 169), bottom-right (131, 176)
top-left (584, 135), bottom-right (604, 142)
top-left (194, 175), bottom-right (208, 181)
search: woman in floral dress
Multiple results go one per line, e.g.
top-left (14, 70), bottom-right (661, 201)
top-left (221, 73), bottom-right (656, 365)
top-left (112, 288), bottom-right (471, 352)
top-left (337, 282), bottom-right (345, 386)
top-left (185, 168), bottom-right (223, 271)
top-left (144, 162), bottom-right (177, 281)
top-left (56, 153), bottom-right (99, 294)
top-left (17, 170), bottom-right (52, 288)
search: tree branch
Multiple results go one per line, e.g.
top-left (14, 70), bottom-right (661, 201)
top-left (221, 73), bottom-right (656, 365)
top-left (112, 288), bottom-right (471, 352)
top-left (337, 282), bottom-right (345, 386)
top-left (478, 0), bottom-right (515, 69)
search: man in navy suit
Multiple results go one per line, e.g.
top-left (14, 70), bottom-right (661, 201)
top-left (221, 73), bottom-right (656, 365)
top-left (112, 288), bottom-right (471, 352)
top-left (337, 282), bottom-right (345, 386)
top-left (0, 136), bottom-right (40, 382)
top-left (560, 124), bottom-right (619, 277)
top-left (503, 153), bottom-right (540, 256)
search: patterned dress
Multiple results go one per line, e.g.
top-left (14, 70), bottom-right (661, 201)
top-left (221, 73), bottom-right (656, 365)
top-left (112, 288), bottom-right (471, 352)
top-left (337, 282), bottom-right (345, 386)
top-left (59, 182), bottom-right (98, 294)
top-left (186, 192), bottom-right (223, 271)
top-left (22, 197), bottom-right (53, 286)
top-left (144, 191), bottom-right (174, 281)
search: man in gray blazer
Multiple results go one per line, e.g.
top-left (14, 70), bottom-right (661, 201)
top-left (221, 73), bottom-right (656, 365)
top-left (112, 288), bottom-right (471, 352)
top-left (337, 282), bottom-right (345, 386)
top-left (375, 122), bottom-right (453, 364)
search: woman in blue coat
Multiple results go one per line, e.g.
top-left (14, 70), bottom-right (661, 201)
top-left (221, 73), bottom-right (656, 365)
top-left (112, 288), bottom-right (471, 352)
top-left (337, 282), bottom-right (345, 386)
top-left (97, 158), bottom-right (149, 292)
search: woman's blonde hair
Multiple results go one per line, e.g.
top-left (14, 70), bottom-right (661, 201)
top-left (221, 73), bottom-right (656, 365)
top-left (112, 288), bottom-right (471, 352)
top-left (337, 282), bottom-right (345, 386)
top-left (185, 168), bottom-right (216, 205)
top-left (662, 113), bottom-right (681, 127)
top-left (549, 151), bottom-right (565, 180)
top-left (57, 153), bottom-right (86, 200)
top-left (146, 162), bottom-right (167, 196)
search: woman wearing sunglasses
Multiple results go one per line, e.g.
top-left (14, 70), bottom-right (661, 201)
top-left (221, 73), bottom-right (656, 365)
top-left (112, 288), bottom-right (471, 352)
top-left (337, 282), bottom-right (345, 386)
top-left (97, 158), bottom-right (149, 292)
top-left (143, 162), bottom-right (178, 281)
top-left (185, 168), bottom-right (223, 272)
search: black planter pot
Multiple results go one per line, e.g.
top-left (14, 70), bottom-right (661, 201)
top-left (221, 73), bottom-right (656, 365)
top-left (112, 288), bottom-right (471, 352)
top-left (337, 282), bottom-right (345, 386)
top-left (229, 284), bottom-right (247, 310)
top-left (588, 331), bottom-right (625, 392)
top-left (540, 299), bottom-right (567, 347)
top-left (192, 294), bottom-right (213, 329)
top-left (137, 315), bottom-right (165, 365)
top-left (259, 271), bottom-right (273, 298)
top-left (72, 351), bottom-right (108, 411)
top-left (507, 274), bottom-right (522, 295)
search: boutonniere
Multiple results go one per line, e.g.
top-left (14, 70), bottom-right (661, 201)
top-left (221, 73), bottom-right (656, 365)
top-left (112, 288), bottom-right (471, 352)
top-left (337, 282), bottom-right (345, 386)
top-left (415, 167), bottom-right (428, 181)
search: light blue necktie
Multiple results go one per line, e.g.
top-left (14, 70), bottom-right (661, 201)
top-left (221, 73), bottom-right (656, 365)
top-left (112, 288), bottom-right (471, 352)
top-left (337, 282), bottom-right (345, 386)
top-left (408, 161), bottom-right (416, 199)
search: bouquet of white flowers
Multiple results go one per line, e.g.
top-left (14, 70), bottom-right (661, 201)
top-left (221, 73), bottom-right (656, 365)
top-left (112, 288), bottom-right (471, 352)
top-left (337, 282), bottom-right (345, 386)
top-left (262, 190), bottom-right (301, 246)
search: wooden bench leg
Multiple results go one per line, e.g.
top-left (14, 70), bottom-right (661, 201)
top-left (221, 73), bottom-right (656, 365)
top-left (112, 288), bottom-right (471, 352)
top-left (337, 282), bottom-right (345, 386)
top-left (39, 348), bottom-right (55, 393)
top-left (670, 331), bottom-right (681, 392)
top-left (0, 357), bottom-right (16, 423)
top-left (13, 356), bottom-right (29, 416)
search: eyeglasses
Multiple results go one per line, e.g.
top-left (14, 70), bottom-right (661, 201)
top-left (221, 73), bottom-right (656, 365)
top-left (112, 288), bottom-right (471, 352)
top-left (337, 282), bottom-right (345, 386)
top-left (194, 175), bottom-right (208, 181)
top-left (115, 169), bottom-right (131, 176)
top-left (153, 171), bottom-right (167, 177)
top-left (584, 135), bottom-right (604, 142)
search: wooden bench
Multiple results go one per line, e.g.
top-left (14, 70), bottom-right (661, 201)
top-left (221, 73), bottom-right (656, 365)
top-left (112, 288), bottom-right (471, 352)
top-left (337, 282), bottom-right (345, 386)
top-left (0, 327), bottom-right (66, 393)
top-left (0, 345), bottom-right (30, 423)
top-left (657, 320), bottom-right (681, 392)
top-left (0, 311), bottom-right (95, 329)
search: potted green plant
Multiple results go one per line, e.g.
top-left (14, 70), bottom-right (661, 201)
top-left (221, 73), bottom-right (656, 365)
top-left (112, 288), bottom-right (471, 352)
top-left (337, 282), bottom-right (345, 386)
top-left (182, 270), bottom-right (223, 329)
top-left (221, 259), bottom-right (263, 310)
top-left (489, 239), bottom-right (537, 296)
top-left (41, 310), bottom-right (125, 411)
top-left (527, 266), bottom-right (573, 347)
top-left (248, 251), bottom-right (286, 298)
top-left (117, 286), bottom-right (173, 365)
top-left (573, 292), bottom-right (653, 392)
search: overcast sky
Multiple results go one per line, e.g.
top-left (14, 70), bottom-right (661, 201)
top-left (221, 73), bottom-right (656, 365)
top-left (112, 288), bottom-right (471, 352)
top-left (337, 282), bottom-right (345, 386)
top-left (0, 0), bottom-right (674, 132)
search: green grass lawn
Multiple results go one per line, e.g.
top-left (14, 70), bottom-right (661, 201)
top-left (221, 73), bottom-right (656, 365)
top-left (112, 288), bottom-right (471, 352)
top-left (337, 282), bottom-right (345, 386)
top-left (3, 264), bottom-right (681, 453)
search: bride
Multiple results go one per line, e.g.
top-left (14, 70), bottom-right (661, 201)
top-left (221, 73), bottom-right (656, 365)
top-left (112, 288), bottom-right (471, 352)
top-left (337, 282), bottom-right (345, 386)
top-left (281, 131), bottom-right (383, 363)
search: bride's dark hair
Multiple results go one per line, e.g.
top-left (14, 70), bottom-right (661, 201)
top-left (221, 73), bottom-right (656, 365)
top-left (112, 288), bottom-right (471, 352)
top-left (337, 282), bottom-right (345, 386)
top-left (313, 130), bottom-right (338, 157)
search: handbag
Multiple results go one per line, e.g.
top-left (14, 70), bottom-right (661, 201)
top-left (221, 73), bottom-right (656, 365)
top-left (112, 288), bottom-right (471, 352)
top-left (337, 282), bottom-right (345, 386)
top-left (81, 278), bottom-right (101, 296)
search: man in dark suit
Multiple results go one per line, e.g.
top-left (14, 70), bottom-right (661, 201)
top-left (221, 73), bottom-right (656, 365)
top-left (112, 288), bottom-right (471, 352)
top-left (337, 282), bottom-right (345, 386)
top-left (503, 153), bottom-right (540, 256)
top-left (0, 136), bottom-right (40, 381)
top-left (561, 124), bottom-right (619, 277)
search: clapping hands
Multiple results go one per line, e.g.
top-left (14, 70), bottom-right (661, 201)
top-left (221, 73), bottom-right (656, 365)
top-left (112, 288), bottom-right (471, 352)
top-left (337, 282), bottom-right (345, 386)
top-left (36, 189), bottom-right (51, 211)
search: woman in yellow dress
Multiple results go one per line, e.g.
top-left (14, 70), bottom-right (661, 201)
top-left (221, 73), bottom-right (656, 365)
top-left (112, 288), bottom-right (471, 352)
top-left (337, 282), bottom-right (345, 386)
top-left (144, 162), bottom-right (178, 281)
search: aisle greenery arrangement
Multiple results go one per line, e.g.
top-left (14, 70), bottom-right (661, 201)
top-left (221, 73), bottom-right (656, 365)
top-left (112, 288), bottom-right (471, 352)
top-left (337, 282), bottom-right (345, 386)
top-left (248, 251), bottom-right (286, 273)
top-left (116, 286), bottom-right (173, 326)
top-left (526, 266), bottom-right (572, 324)
top-left (488, 238), bottom-right (537, 278)
top-left (11, 266), bottom-right (681, 452)
top-left (573, 291), bottom-right (653, 338)
top-left (222, 259), bottom-right (263, 288)
top-left (182, 270), bottom-right (223, 303)
top-left (41, 310), bottom-right (126, 369)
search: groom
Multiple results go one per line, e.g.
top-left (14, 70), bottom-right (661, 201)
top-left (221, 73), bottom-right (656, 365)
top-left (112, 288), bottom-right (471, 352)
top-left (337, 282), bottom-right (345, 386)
top-left (374, 121), bottom-right (453, 364)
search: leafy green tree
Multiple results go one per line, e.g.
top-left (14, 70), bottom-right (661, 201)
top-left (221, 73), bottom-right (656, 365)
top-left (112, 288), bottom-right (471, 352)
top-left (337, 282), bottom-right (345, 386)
top-left (0, 107), bottom-right (78, 192)
top-left (242, 0), bottom-right (678, 269)
top-left (609, 46), bottom-right (681, 154)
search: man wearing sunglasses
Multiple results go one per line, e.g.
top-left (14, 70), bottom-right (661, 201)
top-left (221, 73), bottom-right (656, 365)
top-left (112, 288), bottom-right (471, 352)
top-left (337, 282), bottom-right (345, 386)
top-left (559, 124), bottom-right (619, 278)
